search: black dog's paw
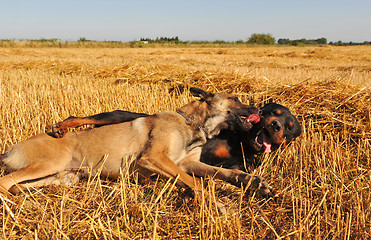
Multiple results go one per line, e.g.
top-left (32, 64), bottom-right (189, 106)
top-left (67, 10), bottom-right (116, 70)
top-left (51, 123), bottom-right (69, 138)
top-left (51, 116), bottom-right (77, 138)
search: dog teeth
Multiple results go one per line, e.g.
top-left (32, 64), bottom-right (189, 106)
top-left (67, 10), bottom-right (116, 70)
top-left (254, 130), bottom-right (263, 146)
top-left (254, 130), bottom-right (272, 153)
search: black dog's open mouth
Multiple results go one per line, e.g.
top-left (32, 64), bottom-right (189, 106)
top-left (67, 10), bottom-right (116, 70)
top-left (239, 114), bottom-right (260, 130)
top-left (254, 129), bottom-right (272, 153)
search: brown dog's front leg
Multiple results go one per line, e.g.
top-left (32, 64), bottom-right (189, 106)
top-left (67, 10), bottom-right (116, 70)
top-left (139, 155), bottom-right (227, 214)
top-left (136, 156), bottom-right (203, 193)
top-left (179, 160), bottom-right (272, 197)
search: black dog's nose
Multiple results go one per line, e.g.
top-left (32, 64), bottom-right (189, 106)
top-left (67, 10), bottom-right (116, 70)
top-left (271, 120), bottom-right (282, 132)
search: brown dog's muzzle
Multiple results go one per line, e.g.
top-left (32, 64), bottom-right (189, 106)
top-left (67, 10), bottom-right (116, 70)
top-left (234, 105), bottom-right (260, 131)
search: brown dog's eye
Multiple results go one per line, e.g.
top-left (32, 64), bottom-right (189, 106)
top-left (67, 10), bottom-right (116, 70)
top-left (229, 97), bottom-right (241, 103)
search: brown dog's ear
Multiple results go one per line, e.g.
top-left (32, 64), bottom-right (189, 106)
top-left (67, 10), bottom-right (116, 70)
top-left (190, 88), bottom-right (214, 101)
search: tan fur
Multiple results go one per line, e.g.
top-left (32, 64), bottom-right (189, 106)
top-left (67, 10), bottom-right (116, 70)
top-left (0, 89), bottom-right (271, 211)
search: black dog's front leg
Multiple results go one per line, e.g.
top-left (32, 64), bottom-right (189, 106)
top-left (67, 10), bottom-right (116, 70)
top-left (52, 110), bottom-right (149, 138)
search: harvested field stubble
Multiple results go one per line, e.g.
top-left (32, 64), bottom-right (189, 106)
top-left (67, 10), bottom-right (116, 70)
top-left (0, 46), bottom-right (370, 239)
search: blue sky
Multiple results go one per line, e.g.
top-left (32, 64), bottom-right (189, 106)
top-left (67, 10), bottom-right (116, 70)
top-left (1, 0), bottom-right (370, 42)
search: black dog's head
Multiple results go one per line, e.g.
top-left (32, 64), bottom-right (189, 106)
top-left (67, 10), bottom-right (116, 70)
top-left (248, 103), bottom-right (301, 153)
top-left (199, 102), bottom-right (301, 171)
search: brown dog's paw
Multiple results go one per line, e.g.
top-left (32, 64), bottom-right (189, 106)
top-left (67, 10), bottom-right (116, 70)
top-left (252, 176), bottom-right (270, 195)
top-left (268, 189), bottom-right (281, 201)
top-left (244, 175), bottom-right (266, 189)
top-left (51, 123), bottom-right (68, 138)
top-left (250, 177), bottom-right (282, 200)
top-left (243, 175), bottom-right (274, 198)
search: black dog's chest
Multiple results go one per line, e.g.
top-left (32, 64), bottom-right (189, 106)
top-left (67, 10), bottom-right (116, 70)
top-left (200, 130), bottom-right (260, 171)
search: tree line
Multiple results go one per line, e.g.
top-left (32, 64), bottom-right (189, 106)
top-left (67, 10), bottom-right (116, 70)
top-left (277, 37), bottom-right (327, 46)
top-left (136, 34), bottom-right (370, 46)
top-left (2, 34), bottom-right (370, 46)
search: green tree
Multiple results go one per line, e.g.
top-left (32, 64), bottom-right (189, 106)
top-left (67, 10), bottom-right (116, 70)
top-left (315, 37), bottom-right (327, 44)
top-left (247, 33), bottom-right (275, 45)
top-left (277, 38), bottom-right (291, 45)
top-left (78, 37), bottom-right (89, 42)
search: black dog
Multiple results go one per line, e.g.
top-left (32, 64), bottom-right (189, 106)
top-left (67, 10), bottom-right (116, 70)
top-left (52, 103), bottom-right (301, 171)
top-left (200, 103), bottom-right (302, 170)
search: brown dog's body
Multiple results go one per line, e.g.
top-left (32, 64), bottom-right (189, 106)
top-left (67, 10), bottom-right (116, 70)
top-left (0, 88), bottom-right (270, 206)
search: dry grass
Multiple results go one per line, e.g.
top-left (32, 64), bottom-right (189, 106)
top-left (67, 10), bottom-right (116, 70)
top-left (0, 45), bottom-right (370, 239)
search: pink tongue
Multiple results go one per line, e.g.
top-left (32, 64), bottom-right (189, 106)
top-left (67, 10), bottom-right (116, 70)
top-left (248, 114), bottom-right (260, 124)
top-left (262, 133), bottom-right (272, 153)
top-left (263, 142), bottom-right (272, 153)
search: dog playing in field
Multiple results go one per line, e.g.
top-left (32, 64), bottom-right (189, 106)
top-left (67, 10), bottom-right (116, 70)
top-left (0, 88), bottom-right (271, 211)
top-left (52, 102), bottom-right (301, 173)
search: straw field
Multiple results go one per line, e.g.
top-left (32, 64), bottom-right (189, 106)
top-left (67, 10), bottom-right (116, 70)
top-left (0, 45), bottom-right (370, 239)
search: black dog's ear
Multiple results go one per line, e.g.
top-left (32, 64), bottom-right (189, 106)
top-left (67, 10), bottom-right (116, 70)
top-left (190, 87), bottom-right (214, 101)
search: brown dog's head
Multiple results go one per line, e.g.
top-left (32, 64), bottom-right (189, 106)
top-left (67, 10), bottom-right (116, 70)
top-left (180, 88), bottom-right (260, 138)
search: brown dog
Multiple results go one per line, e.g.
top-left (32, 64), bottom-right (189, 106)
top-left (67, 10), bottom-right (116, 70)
top-left (0, 88), bottom-right (271, 209)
